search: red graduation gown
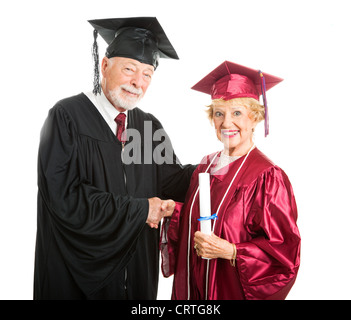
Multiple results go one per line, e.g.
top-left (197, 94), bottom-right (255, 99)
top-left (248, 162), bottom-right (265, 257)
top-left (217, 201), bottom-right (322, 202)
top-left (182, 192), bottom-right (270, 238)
top-left (161, 148), bottom-right (300, 300)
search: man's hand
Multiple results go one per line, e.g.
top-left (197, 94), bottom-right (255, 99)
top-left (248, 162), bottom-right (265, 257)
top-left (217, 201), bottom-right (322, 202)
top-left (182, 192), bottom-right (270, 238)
top-left (146, 198), bottom-right (176, 229)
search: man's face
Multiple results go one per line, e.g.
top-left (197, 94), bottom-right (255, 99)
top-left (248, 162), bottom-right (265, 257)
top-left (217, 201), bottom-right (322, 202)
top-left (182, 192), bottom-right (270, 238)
top-left (101, 56), bottom-right (154, 111)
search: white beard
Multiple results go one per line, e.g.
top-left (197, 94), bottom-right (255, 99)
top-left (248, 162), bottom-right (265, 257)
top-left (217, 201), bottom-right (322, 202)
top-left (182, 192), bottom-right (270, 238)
top-left (109, 84), bottom-right (144, 110)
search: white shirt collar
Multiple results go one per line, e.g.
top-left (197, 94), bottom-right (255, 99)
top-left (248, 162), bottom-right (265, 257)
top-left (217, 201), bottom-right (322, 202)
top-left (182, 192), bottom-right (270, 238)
top-left (84, 90), bottom-right (128, 134)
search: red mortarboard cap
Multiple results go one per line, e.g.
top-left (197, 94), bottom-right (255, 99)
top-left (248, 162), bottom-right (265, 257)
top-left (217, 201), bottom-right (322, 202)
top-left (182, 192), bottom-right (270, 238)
top-left (191, 61), bottom-right (283, 136)
top-left (191, 61), bottom-right (283, 100)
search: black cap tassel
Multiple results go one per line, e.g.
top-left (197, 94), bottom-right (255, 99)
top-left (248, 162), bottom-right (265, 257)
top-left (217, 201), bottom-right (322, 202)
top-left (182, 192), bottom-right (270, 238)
top-left (92, 29), bottom-right (101, 95)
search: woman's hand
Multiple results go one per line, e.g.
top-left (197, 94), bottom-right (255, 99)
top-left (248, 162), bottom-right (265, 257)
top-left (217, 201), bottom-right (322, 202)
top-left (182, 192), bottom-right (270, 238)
top-left (161, 199), bottom-right (176, 217)
top-left (146, 198), bottom-right (175, 229)
top-left (194, 231), bottom-right (235, 261)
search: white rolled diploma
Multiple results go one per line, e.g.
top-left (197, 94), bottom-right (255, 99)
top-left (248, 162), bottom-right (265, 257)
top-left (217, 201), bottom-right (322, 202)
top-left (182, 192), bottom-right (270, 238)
top-left (198, 172), bottom-right (212, 235)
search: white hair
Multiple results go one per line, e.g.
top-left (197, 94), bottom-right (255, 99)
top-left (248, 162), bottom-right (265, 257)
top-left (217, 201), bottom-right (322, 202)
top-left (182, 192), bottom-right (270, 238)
top-left (108, 84), bottom-right (144, 110)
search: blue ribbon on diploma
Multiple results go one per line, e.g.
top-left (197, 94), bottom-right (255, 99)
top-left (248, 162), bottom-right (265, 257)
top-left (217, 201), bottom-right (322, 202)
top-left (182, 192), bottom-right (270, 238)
top-left (197, 213), bottom-right (218, 221)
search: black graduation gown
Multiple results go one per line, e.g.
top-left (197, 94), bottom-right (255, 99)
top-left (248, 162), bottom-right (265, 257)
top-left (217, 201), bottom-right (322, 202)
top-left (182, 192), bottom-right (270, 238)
top-left (34, 93), bottom-right (195, 300)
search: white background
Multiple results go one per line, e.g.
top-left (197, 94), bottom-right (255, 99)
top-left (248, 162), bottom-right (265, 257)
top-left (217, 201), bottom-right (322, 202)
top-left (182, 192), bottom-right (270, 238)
top-left (1, 0), bottom-right (350, 300)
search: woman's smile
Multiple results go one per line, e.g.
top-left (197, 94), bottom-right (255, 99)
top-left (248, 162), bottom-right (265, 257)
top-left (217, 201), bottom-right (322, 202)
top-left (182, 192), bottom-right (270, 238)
top-left (221, 130), bottom-right (240, 138)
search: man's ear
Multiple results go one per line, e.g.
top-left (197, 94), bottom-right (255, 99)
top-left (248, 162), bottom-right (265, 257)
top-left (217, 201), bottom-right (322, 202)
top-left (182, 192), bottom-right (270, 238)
top-left (101, 56), bottom-right (109, 77)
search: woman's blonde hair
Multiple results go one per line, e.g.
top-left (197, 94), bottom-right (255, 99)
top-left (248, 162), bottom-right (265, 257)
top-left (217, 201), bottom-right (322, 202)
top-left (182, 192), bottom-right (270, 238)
top-left (206, 97), bottom-right (265, 123)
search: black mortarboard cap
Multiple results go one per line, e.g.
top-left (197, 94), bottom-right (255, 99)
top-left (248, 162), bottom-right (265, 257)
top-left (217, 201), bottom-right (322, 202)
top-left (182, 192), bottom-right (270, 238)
top-left (88, 17), bottom-right (179, 95)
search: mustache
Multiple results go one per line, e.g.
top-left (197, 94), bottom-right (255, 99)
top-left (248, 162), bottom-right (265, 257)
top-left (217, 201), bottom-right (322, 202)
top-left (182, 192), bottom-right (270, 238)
top-left (120, 84), bottom-right (144, 96)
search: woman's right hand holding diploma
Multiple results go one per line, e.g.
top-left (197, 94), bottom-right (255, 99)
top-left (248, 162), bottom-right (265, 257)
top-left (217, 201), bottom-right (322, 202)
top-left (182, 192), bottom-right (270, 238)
top-left (194, 231), bottom-right (236, 262)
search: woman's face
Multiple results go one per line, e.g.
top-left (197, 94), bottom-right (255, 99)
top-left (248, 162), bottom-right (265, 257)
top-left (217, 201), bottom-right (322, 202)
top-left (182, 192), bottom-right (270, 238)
top-left (212, 102), bottom-right (257, 156)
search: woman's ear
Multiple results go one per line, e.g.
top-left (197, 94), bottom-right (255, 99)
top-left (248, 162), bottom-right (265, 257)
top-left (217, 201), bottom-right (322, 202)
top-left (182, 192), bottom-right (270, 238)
top-left (252, 120), bottom-right (258, 132)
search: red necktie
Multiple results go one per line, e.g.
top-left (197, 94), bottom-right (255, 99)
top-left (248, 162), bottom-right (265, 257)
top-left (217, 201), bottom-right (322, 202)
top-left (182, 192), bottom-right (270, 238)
top-left (115, 113), bottom-right (126, 143)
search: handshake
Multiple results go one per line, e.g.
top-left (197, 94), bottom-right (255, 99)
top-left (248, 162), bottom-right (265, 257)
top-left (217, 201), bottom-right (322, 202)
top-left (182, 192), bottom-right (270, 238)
top-left (146, 197), bottom-right (176, 229)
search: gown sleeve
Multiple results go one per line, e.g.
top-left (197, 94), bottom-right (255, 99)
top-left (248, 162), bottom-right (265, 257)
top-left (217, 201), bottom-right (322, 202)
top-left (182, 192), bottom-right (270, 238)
top-left (235, 166), bottom-right (301, 300)
top-left (160, 202), bottom-right (184, 277)
top-left (38, 105), bottom-right (149, 295)
top-left (149, 114), bottom-right (197, 202)
top-left (159, 159), bottom-right (206, 278)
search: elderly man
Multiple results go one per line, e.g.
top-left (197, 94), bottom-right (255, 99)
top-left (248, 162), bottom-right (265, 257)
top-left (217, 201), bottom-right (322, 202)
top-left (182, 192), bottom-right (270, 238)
top-left (34, 17), bottom-right (195, 300)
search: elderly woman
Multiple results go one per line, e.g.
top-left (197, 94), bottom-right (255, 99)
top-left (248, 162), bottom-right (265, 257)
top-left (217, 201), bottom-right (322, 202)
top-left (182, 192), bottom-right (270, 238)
top-left (161, 61), bottom-right (301, 300)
